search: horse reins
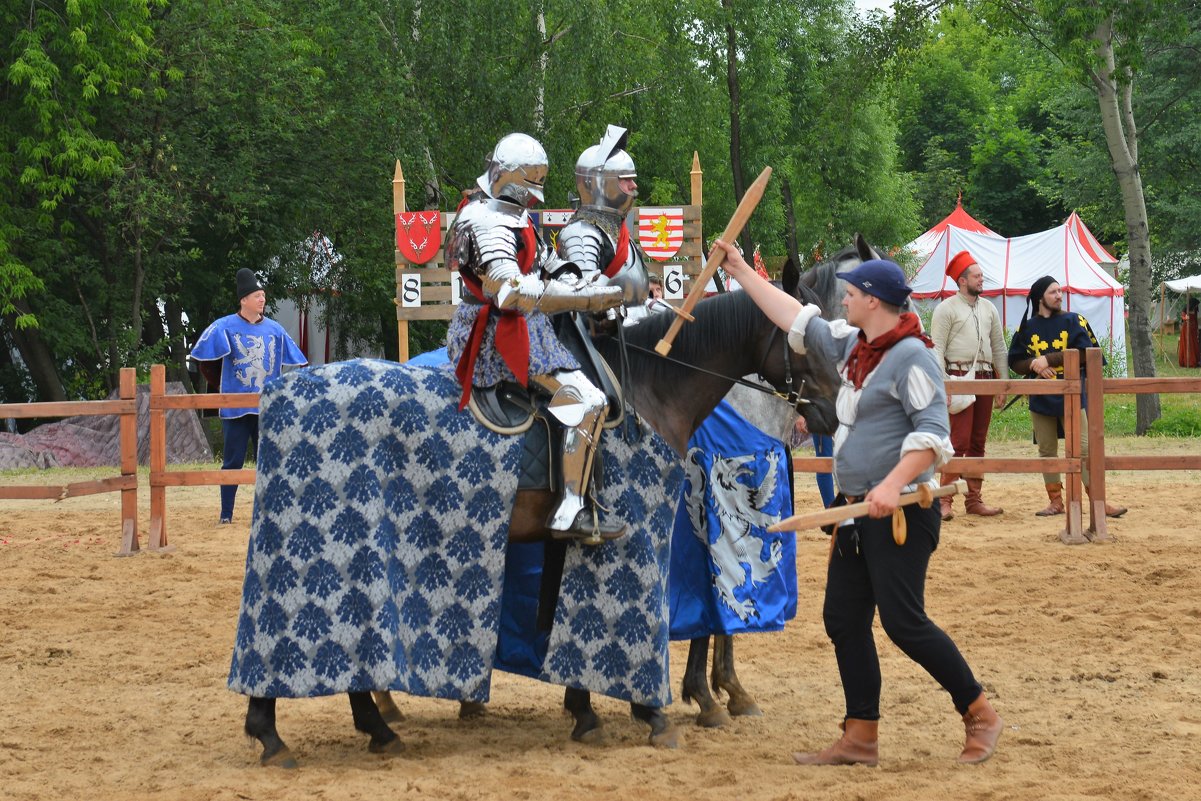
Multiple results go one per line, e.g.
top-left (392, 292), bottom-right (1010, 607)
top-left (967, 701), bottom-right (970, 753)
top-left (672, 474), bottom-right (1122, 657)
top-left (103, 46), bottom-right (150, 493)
top-left (620, 334), bottom-right (810, 412)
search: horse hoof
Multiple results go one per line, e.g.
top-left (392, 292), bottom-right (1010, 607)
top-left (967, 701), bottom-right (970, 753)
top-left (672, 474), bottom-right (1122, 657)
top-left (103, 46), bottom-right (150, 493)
top-left (459, 701), bottom-right (487, 720)
top-left (727, 699), bottom-right (763, 718)
top-left (572, 726), bottom-right (606, 745)
top-left (368, 736), bottom-right (405, 756)
top-left (261, 746), bottom-right (298, 769)
top-left (695, 708), bottom-right (732, 728)
top-left (649, 726), bottom-right (680, 749)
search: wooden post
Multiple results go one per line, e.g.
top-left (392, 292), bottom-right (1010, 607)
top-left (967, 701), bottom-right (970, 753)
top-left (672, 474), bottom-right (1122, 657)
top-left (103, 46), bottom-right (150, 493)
top-left (690, 151), bottom-right (703, 209)
top-left (1060, 349), bottom-right (1087, 545)
top-left (690, 152), bottom-right (703, 281)
top-left (393, 160), bottom-right (410, 363)
top-left (115, 367), bottom-right (140, 556)
top-left (1085, 348), bottom-right (1112, 542)
top-left (148, 364), bottom-right (169, 550)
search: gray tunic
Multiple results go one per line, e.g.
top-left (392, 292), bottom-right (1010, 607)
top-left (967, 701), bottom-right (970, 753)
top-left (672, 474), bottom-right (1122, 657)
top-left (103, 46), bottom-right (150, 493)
top-left (788, 306), bottom-right (953, 497)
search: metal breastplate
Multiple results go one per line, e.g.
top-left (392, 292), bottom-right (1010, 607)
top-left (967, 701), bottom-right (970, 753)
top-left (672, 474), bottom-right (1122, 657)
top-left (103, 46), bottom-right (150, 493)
top-left (447, 198), bottom-right (532, 284)
top-left (558, 213), bottom-right (648, 306)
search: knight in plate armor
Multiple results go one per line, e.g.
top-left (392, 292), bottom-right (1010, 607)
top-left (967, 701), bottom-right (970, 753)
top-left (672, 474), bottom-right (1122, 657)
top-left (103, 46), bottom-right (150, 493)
top-left (446, 132), bottom-right (627, 542)
top-left (557, 125), bottom-right (650, 312)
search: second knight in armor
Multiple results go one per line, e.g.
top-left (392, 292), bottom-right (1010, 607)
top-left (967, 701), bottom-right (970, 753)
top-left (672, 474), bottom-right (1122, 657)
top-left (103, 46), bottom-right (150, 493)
top-left (446, 132), bottom-right (627, 543)
top-left (558, 125), bottom-right (650, 311)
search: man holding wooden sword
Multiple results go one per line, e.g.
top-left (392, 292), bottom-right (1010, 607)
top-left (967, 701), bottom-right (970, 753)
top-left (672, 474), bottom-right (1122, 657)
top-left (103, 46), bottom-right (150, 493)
top-left (715, 240), bottom-right (1005, 767)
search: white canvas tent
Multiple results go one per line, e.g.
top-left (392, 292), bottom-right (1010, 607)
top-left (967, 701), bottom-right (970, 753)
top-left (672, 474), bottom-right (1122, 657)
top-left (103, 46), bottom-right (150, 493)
top-left (1064, 211), bottom-right (1118, 271)
top-left (909, 217), bottom-right (1127, 374)
top-left (1164, 275), bottom-right (1201, 294)
top-left (1160, 274), bottom-right (1201, 333)
top-left (271, 232), bottom-right (382, 366)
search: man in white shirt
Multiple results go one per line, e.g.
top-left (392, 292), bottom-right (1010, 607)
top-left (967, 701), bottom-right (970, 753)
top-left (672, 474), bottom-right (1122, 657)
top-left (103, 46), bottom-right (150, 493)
top-left (929, 251), bottom-right (1008, 520)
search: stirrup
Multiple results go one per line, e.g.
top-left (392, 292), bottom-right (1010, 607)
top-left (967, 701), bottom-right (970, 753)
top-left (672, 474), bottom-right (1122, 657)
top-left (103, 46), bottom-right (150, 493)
top-left (550, 507), bottom-right (627, 546)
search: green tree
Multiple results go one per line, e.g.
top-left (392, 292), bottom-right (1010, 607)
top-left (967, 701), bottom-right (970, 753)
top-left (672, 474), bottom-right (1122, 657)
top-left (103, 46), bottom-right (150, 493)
top-left (989, 0), bottom-right (1198, 433)
top-left (1, 0), bottom-right (161, 401)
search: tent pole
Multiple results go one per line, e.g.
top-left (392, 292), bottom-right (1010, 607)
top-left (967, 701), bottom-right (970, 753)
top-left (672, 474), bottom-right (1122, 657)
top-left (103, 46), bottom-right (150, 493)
top-left (1159, 281), bottom-right (1165, 336)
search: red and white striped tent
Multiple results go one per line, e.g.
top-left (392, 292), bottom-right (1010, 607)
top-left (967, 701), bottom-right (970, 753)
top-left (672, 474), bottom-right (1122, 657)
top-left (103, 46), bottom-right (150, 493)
top-left (1064, 210), bottom-right (1118, 268)
top-left (905, 198), bottom-right (1001, 264)
top-left (908, 214), bottom-right (1127, 374)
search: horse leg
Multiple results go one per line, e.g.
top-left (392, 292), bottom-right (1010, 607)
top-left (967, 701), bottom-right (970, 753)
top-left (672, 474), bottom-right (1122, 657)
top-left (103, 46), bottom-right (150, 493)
top-left (711, 635), bottom-right (762, 717)
top-left (563, 687), bottom-right (604, 743)
top-left (682, 636), bottom-right (731, 728)
top-left (459, 700), bottom-right (487, 719)
top-left (244, 697), bottom-right (297, 768)
top-left (371, 691), bottom-right (405, 724)
top-left (349, 692), bottom-right (405, 755)
top-left (630, 703), bottom-right (680, 749)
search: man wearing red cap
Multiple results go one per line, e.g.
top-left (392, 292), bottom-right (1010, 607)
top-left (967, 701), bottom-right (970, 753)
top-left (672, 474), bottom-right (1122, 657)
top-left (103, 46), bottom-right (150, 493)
top-left (930, 250), bottom-right (1008, 519)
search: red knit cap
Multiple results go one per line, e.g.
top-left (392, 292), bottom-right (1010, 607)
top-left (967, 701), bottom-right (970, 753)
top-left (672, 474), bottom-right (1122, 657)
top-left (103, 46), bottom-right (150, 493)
top-left (946, 250), bottom-right (976, 283)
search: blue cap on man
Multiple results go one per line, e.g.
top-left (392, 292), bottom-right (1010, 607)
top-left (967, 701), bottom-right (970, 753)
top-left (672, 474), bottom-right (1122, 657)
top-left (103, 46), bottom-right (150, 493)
top-left (836, 259), bottom-right (912, 307)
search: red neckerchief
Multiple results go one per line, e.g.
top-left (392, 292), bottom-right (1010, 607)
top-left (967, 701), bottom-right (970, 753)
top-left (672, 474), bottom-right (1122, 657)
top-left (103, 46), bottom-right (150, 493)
top-left (602, 222), bottom-right (630, 278)
top-left (843, 312), bottom-right (933, 390)
top-left (454, 222), bottom-right (537, 409)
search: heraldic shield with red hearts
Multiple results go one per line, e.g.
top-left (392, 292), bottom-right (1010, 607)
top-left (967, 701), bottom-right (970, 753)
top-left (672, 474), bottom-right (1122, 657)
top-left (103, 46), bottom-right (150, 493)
top-left (395, 210), bottom-right (443, 264)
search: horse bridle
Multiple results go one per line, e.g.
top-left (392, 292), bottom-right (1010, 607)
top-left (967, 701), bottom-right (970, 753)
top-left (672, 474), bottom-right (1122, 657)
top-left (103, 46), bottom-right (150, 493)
top-left (620, 328), bottom-right (810, 413)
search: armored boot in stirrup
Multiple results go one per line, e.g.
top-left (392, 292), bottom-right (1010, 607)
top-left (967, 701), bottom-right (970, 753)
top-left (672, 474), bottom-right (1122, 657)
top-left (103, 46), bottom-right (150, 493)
top-left (538, 372), bottom-right (626, 544)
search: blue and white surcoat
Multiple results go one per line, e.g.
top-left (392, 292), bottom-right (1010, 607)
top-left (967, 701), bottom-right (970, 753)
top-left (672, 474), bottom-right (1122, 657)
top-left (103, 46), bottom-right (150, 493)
top-left (191, 314), bottom-right (308, 418)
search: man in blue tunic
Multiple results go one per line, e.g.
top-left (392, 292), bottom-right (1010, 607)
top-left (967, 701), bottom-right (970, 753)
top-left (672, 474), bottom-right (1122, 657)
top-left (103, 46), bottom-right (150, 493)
top-left (192, 268), bottom-right (307, 523)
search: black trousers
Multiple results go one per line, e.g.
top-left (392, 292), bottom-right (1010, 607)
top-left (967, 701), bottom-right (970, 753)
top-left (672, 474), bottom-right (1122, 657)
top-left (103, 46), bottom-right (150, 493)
top-left (823, 504), bottom-right (982, 721)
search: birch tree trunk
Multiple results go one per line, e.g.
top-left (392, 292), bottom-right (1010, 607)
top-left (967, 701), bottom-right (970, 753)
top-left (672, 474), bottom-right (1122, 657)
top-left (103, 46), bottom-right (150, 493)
top-left (1091, 17), bottom-right (1160, 433)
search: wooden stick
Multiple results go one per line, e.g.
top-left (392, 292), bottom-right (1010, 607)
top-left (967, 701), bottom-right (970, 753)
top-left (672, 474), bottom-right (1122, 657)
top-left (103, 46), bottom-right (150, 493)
top-left (654, 166), bottom-right (772, 355)
top-left (768, 480), bottom-right (967, 533)
top-left (394, 160), bottom-right (410, 362)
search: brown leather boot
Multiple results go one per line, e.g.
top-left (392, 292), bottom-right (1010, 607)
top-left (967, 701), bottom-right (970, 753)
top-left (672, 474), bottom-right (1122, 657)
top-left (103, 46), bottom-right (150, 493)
top-left (959, 694), bottom-right (1003, 764)
top-left (793, 718), bottom-right (878, 766)
top-left (940, 495), bottom-right (955, 521)
top-left (964, 478), bottom-right (1002, 516)
top-left (939, 473), bottom-right (958, 521)
top-left (1035, 482), bottom-right (1064, 516)
top-left (1085, 486), bottom-right (1127, 518)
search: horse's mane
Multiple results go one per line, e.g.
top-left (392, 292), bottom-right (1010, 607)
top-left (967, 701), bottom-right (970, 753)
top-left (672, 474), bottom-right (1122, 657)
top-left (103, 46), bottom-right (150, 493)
top-left (598, 290), bottom-right (768, 390)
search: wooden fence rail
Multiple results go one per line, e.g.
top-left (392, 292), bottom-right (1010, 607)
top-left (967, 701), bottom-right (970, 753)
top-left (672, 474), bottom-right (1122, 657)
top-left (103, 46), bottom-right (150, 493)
top-left (0, 367), bottom-right (141, 555)
top-left (794, 348), bottom-right (1201, 542)
top-left (145, 364), bottom-right (258, 549)
top-left (134, 350), bottom-right (1197, 548)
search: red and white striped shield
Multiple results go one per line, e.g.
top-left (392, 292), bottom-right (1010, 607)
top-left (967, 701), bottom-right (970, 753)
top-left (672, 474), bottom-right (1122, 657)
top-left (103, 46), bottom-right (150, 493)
top-left (637, 207), bottom-right (684, 262)
top-left (395, 210), bottom-right (443, 265)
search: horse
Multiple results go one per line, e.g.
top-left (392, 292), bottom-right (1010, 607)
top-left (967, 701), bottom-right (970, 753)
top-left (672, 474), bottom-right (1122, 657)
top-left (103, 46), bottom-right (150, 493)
top-left (553, 235), bottom-right (877, 733)
top-left (233, 255), bottom-right (840, 768)
top-left (366, 236), bottom-right (878, 741)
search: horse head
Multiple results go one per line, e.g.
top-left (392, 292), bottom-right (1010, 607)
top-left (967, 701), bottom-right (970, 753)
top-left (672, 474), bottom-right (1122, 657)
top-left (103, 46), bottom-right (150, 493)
top-left (793, 233), bottom-right (881, 322)
top-left (748, 262), bottom-right (838, 438)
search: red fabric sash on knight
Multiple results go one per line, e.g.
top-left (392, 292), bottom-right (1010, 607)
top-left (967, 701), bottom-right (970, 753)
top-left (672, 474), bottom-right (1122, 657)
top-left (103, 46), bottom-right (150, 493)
top-left (843, 312), bottom-right (934, 390)
top-left (455, 222), bottom-right (538, 409)
top-left (603, 223), bottom-right (630, 279)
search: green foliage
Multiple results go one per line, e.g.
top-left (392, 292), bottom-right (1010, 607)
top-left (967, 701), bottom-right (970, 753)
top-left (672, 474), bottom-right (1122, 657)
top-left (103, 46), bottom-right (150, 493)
top-left (892, 3), bottom-right (1067, 236)
top-left (3, 0), bottom-right (1197, 414)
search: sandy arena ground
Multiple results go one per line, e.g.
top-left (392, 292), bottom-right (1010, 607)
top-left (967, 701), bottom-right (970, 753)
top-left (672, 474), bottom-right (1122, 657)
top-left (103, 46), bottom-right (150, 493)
top-left (2, 437), bottom-right (1199, 801)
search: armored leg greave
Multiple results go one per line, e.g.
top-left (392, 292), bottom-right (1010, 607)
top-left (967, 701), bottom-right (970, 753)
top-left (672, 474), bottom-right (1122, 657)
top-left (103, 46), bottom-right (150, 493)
top-left (530, 370), bottom-right (626, 544)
